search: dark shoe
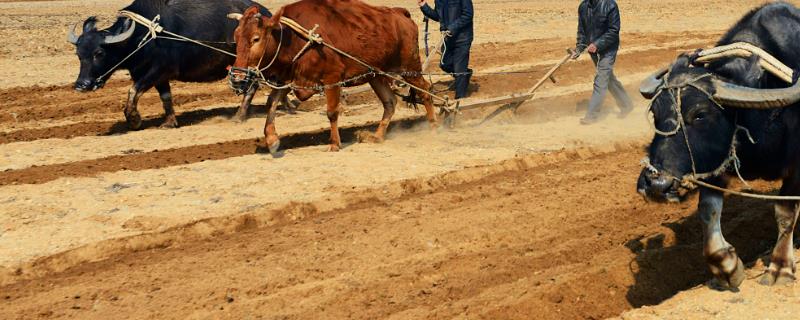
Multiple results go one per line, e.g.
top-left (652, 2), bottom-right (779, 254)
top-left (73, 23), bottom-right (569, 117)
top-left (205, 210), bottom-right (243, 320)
top-left (580, 116), bottom-right (600, 125)
top-left (618, 106), bottom-right (634, 119)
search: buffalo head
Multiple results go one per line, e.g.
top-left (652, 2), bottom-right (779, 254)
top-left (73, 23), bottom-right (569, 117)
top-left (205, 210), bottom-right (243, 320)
top-left (637, 48), bottom-right (800, 202)
top-left (67, 17), bottom-right (135, 92)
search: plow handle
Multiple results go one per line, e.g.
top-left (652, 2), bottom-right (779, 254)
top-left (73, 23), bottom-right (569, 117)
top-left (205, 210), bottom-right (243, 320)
top-left (526, 48), bottom-right (578, 95)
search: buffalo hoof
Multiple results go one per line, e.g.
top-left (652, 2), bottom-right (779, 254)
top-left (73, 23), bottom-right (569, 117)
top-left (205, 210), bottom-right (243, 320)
top-left (268, 141), bottom-right (281, 155)
top-left (160, 116), bottom-right (179, 129)
top-left (125, 111), bottom-right (143, 130)
top-left (708, 247), bottom-right (746, 289)
top-left (356, 130), bottom-right (384, 144)
top-left (233, 111), bottom-right (248, 123)
top-left (759, 265), bottom-right (796, 286)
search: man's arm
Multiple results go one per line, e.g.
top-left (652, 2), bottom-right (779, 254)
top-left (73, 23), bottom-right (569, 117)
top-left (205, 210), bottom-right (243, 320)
top-left (419, 0), bottom-right (440, 22)
top-left (593, 3), bottom-right (621, 52)
top-left (574, 4), bottom-right (588, 58)
top-left (447, 0), bottom-right (474, 35)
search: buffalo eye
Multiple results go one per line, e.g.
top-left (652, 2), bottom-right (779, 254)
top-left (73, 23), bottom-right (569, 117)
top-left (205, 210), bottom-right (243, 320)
top-left (93, 49), bottom-right (105, 60)
top-left (692, 110), bottom-right (708, 123)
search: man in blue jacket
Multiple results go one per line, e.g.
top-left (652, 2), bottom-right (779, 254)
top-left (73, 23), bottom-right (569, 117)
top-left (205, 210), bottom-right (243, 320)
top-left (573, 0), bottom-right (633, 125)
top-left (418, 0), bottom-right (474, 99)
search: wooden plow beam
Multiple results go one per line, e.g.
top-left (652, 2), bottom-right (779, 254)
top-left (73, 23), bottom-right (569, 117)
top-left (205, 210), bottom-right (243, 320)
top-left (443, 48), bottom-right (581, 126)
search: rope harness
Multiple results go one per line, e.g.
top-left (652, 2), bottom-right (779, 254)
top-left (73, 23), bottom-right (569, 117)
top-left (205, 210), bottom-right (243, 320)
top-left (228, 16), bottom-right (458, 113)
top-left (94, 11), bottom-right (238, 86)
top-left (641, 71), bottom-right (800, 201)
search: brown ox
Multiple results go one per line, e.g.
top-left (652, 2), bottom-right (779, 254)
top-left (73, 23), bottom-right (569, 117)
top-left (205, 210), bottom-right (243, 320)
top-left (229, 0), bottom-right (437, 152)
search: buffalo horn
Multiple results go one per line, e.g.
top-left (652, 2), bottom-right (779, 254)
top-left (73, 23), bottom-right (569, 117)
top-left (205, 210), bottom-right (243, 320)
top-left (640, 67), bottom-right (669, 99)
top-left (67, 22), bottom-right (80, 44)
top-left (103, 19), bottom-right (135, 44)
top-left (712, 78), bottom-right (800, 109)
top-left (227, 13), bottom-right (243, 21)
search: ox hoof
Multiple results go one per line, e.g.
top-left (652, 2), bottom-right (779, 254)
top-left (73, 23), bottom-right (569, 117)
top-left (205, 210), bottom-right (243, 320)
top-left (233, 111), bottom-right (248, 123)
top-left (268, 141), bottom-right (281, 155)
top-left (356, 130), bottom-right (384, 144)
top-left (708, 247), bottom-right (746, 289)
top-left (327, 144), bottom-right (340, 152)
top-left (125, 112), bottom-right (143, 130)
top-left (160, 117), bottom-right (179, 129)
top-left (759, 267), bottom-right (796, 286)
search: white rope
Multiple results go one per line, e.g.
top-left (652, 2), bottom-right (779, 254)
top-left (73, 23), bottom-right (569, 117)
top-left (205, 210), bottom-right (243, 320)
top-left (689, 179), bottom-right (800, 201)
top-left (118, 10), bottom-right (237, 57)
top-left (276, 16), bottom-right (454, 109)
top-left (97, 37), bottom-right (153, 81)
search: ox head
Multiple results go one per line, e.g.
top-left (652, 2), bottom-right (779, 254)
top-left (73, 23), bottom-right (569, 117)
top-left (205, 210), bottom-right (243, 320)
top-left (67, 17), bottom-right (135, 92)
top-left (637, 47), bottom-right (800, 202)
top-left (227, 6), bottom-right (279, 94)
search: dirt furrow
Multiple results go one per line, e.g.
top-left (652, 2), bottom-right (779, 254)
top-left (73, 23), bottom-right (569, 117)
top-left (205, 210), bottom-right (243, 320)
top-left (0, 147), bottom-right (782, 320)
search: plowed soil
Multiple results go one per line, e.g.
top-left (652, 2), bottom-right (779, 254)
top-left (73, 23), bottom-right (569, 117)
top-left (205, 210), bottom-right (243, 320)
top-left (1, 0), bottom-right (798, 319)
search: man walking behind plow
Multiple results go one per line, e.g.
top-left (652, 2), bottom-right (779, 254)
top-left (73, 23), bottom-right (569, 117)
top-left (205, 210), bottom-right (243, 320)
top-left (573, 0), bottom-right (633, 125)
top-left (418, 0), bottom-right (474, 99)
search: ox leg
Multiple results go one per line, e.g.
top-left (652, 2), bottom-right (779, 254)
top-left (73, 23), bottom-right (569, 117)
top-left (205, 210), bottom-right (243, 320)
top-left (280, 91), bottom-right (299, 114)
top-left (699, 187), bottom-right (746, 289)
top-left (325, 87), bottom-right (343, 152)
top-left (234, 83), bottom-right (258, 123)
top-left (360, 78), bottom-right (396, 143)
top-left (760, 195), bottom-right (799, 286)
top-left (263, 88), bottom-right (289, 155)
top-left (123, 86), bottom-right (146, 130)
top-left (402, 76), bottom-right (438, 129)
top-left (155, 81), bottom-right (178, 128)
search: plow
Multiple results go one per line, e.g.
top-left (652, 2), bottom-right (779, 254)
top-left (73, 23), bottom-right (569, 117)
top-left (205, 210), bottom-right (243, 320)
top-left (437, 48), bottom-right (582, 127)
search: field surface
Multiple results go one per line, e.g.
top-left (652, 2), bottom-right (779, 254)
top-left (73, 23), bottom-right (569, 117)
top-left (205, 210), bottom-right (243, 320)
top-left (1, 0), bottom-right (798, 319)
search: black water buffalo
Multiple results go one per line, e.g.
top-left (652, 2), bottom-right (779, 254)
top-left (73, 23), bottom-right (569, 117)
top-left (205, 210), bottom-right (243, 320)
top-left (637, 2), bottom-right (800, 289)
top-left (67, 0), bottom-right (271, 129)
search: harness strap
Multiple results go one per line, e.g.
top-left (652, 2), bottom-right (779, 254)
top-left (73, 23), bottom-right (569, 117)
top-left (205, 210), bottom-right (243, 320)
top-left (267, 17), bottom-right (455, 110)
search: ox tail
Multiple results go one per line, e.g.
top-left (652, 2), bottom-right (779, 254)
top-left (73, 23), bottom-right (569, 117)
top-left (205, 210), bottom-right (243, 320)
top-left (402, 87), bottom-right (422, 111)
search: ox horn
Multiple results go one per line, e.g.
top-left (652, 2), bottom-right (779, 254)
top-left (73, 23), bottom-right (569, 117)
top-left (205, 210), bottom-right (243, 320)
top-left (712, 78), bottom-right (800, 109)
top-left (227, 13), bottom-right (243, 21)
top-left (67, 22), bottom-right (80, 45)
top-left (103, 19), bottom-right (135, 44)
top-left (640, 66), bottom-right (669, 99)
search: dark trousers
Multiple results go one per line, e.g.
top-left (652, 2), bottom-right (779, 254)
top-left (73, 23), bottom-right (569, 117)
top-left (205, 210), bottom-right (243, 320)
top-left (586, 50), bottom-right (633, 118)
top-left (440, 39), bottom-right (472, 99)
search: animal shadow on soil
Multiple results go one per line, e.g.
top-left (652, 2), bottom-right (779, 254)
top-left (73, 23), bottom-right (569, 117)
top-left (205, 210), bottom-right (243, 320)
top-left (623, 193), bottom-right (797, 307)
top-left (104, 103), bottom-right (296, 135)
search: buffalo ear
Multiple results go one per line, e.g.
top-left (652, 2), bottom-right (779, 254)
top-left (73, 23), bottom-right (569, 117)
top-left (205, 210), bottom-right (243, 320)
top-left (227, 13), bottom-right (243, 21)
top-left (83, 16), bottom-right (97, 33)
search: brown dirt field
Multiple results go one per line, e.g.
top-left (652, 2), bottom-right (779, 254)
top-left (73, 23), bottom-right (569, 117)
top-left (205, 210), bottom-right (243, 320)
top-left (1, 0), bottom-right (799, 319)
top-left (0, 148), bottom-right (788, 319)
